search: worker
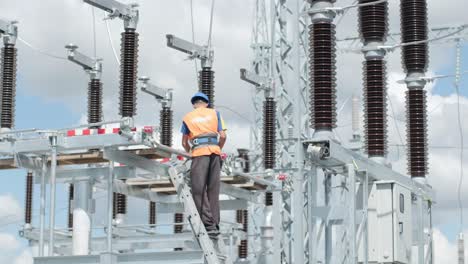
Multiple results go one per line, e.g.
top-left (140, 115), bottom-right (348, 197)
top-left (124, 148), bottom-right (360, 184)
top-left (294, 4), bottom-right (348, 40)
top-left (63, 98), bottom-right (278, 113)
top-left (181, 92), bottom-right (227, 239)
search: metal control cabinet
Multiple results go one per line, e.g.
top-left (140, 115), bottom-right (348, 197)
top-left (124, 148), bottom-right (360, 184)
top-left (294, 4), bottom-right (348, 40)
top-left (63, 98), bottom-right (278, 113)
top-left (359, 181), bottom-right (412, 263)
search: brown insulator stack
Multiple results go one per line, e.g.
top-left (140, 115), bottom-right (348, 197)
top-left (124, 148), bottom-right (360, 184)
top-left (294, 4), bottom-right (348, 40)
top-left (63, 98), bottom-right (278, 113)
top-left (88, 79), bottom-right (103, 127)
top-left (238, 209), bottom-right (249, 259)
top-left (68, 184), bottom-right (74, 229)
top-left (119, 28), bottom-right (139, 118)
top-left (263, 98), bottom-right (276, 170)
top-left (116, 27), bottom-right (140, 218)
top-left (0, 43), bottom-right (17, 129)
top-left (358, 0), bottom-right (389, 157)
top-left (401, 0), bottom-right (429, 177)
top-left (24, 172), bottom-right (33, 225)
top-left (263, 98), bottom-right (276, 206)
top-left (236, 149), bottom-right (251, 259)
top-left (149, 202), bottom-right (156, 227)
top-left (309, 20), bottom-right (337, 131)
top-left (199, 67), bottom-right (215, 107)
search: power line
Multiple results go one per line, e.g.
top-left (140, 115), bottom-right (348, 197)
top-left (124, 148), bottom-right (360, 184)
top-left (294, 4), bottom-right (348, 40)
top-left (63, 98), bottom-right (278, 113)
top-left (190, 0), bottom-right (198, 78)
top-left (217, 105), bottom-right (253, 124)
top-left (341, 0), bottom-right (388, 10)
top-left (388, 96), bottom-right (404, 160)
top-left (17, 37), bottom-right (68, 61)
top-left (454, 40), bottom-right (465, 233)
top-left (104, 13), bottom-right (120, 66)
top-left (389, 144), bottom-right (468, 150)
top-left (0, 193), bottom-right (107, 230)
top-left (207, 0), bottom-right (216, 48)
top-left (389, 25), bottom-right (468, 50)
top-left (92, 8), bottom-right (97, 58)
top-left (336, 0), bottom-right (357, 27)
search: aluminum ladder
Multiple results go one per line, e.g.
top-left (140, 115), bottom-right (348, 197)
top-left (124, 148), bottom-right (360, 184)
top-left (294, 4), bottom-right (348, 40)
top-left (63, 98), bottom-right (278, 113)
top-left (168, 161), bottom-right (232, 264)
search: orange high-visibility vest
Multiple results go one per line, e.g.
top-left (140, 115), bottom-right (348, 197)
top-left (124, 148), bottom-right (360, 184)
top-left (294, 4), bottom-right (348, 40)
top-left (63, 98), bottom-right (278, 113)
top-left (182, 108), bottom-right (226, 157)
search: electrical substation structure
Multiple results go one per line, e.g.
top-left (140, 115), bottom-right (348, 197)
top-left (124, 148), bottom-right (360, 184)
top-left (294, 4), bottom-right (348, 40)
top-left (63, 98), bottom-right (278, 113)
top-left (5, 0), bottom-right (468, 263)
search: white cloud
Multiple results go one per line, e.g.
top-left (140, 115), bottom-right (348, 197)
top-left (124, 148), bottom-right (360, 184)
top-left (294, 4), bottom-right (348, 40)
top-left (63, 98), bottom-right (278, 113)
top-left (0, 233), bottom-right (23, 264)
top-left (0, 233), bottom-right (20, 252)
top-left (432, 228), bottom-right (468, 264)
top-left (0, 194), bottom-right (23, 224)
top-left (14, 249), bottom-right (33, 264)
top-left (433, 228), bottom-right (458, 264)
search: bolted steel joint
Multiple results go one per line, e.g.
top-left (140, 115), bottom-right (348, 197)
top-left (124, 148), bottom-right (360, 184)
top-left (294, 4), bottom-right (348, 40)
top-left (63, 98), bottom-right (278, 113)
top-left (308, 1), bottom-right (336, 22)
top-left (405, 72), bottom-right (427, 89)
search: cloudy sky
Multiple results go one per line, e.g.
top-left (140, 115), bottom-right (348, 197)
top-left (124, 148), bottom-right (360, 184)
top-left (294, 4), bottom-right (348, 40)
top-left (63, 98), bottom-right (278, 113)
top-left (0, 0), bottom-right (467, 263)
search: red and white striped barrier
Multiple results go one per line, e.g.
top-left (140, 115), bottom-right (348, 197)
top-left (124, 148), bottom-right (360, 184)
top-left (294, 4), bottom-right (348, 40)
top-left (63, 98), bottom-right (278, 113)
top-left (66, 126), bottom-right (154, 137)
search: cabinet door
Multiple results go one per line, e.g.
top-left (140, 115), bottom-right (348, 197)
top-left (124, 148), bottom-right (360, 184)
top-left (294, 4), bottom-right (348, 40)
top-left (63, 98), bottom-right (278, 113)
top-left (393, 185), bottom-right (412, 263)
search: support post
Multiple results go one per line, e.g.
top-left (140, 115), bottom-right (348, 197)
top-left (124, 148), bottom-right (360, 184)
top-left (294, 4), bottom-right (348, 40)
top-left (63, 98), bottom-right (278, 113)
top-left (48, 136), bottom-right (57, 256)
top-left (325, 172), bottom-right (332, 264)
top-left (107, 161), bottom-right (115, 253)
top-left (308, 165), bottom-right (317, 264)
top-left (363, 172), bottom-right (369, 264)
top-left (39, 155), bottom-right (47, 257)
top-left (291, 0), bottom-right (304, 262)
top-left (418, 193), bottom-right (425, 264)
top-left (348, 164), bottom-right (357, 263)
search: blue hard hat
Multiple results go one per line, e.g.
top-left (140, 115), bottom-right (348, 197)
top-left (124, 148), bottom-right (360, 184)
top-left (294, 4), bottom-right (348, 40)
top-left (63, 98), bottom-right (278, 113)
top-left (191, 92), bottom-right (210, 104)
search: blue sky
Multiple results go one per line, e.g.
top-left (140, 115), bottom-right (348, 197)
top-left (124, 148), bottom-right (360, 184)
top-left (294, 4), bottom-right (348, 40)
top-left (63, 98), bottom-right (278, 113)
top-left (432, 45), bottom-right (468, 97)
top-left (0, 76), bottom-right (80, 250)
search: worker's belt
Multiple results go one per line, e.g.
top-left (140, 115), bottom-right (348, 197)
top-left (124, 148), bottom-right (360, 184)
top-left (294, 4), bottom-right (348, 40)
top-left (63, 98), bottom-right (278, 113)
top-left (191, 136), bottom-right (219, 149)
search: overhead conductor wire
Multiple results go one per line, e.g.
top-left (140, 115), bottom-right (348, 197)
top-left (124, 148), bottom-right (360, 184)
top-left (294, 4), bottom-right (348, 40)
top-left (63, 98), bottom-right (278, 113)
top-left (17, 37), bottom-right (67, 61)
top-left (454, 40), bottom-right (465, 233)
top-left (207, 0), bottom-right (216, 49)
top-left (92, 8), bottom-right (97, 58)
top-left (105, 12), bottom-right (120, 65)
top-left (190, 0), bottom-right (198, 76)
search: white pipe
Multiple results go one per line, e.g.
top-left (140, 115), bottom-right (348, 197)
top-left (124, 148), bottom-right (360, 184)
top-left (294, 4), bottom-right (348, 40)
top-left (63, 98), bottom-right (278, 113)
top-left (107, 161), bottom-right (114, 253)
top-left (258, 205), bottom-right (274, 264)
top-left (48, 136), bottom-right (57, 256)
top-left (39, 156), bottom-right (47, 256)
top-left (72, 209), bottom-right (91, 255)
top-left (72, 181), bottom-right (92, 255)
top-left (352, 95), bottom-right (360, 137)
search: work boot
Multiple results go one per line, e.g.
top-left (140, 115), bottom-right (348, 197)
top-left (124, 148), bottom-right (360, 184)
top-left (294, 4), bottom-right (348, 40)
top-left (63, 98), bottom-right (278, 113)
top-left (210, 237), bottom-right (227, 262)
top-left (207, 229), bottom-right (220, 240)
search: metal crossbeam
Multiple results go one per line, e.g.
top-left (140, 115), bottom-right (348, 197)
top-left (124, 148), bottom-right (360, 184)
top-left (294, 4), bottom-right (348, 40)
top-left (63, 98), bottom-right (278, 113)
top-left (83, 0), bottom-right (138, 29)
top-left (35, 251), bottom-right (205, 264)
top-left (166, 34), bottom-right (212, 67)
top-left (306, 139), bottom-right (435, 199)
top-left (240, 68), bottom-right (269, 88)
top-left (83, 0), bottom-right (134, 19)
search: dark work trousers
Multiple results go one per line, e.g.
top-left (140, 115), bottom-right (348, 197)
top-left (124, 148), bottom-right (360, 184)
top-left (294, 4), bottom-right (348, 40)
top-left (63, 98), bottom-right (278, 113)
top-left (190, 154), bottom-right (221, 232)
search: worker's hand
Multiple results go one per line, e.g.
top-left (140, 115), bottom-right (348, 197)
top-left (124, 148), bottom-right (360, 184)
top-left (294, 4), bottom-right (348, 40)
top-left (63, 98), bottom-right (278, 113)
top-left (220, 153), bottom-right (228, 160)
